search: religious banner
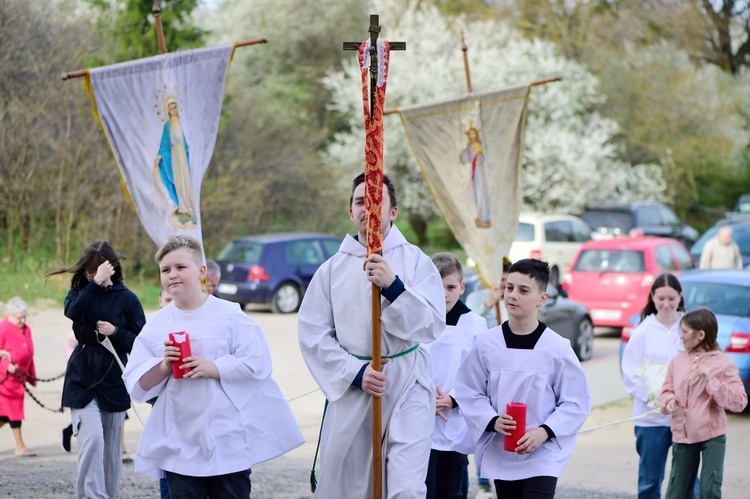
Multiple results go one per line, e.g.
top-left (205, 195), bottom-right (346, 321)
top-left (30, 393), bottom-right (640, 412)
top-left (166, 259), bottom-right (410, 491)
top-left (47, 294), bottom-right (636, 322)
top-left (399, 83), bottom-right (530, 287)
top-left (85, 44), bottom-right (235, 248)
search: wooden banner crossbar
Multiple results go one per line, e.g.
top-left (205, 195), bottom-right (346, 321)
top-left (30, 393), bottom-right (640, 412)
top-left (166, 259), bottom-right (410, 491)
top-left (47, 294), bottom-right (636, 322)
top-left (61, 37), bottom-right (269, 81)
top-left (61, 1), bottom-right (268, 81)
top-left (383, 75), bottom-right (563, 116)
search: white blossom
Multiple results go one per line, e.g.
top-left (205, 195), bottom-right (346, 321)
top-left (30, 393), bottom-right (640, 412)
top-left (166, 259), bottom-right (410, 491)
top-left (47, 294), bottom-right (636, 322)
top-left (323, 0), bottom-right (666, 220)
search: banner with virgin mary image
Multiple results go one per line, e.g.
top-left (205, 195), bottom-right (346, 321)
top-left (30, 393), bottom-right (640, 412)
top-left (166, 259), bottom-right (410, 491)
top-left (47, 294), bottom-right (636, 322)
top-left (399, 83), bottom-right (530, 287)
top-left (85, 44), bottom-right (235, 248)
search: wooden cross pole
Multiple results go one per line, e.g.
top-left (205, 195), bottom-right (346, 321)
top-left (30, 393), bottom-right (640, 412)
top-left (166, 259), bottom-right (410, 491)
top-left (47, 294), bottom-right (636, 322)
top-left (343, 14), bottom-right (404, 499)
top-left (153, 0), bottom-right (167, 55)
top-left (461, 30), bottom-right (473, 93)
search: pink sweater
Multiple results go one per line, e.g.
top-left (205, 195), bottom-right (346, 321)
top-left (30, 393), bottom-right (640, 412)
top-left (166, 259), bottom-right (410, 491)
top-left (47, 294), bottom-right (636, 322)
top-left (661, 350), bottom-right (748, 444)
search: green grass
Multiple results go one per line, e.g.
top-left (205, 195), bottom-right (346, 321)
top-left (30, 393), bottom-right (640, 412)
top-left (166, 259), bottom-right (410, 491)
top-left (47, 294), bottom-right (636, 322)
top-left (395, 219), bottom-right (468, 263)
top-left (0, 259), bottom-right (162, 310)
top-left (2, 217), bottom-right (464, 310)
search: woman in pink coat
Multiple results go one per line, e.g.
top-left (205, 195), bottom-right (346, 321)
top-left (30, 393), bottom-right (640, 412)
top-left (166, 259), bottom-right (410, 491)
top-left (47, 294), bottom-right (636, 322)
top-left (0, 296), bottom-right (37, 457)
top-left (661, 307), bottom-right (748, 498)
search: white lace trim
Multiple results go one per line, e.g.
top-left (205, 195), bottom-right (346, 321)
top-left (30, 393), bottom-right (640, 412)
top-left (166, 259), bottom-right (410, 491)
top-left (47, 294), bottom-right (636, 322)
top-left (360, 37), bottom-right (387, 88)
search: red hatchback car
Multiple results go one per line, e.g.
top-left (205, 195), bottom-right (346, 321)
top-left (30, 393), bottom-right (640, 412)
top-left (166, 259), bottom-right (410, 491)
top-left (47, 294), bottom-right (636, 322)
top-left (561, 236), bottom-right (695, 330)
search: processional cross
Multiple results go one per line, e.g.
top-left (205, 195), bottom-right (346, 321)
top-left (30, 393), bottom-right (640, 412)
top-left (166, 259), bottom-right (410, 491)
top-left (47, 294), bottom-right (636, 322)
top-left (343, 15), bottom-right (404, 499)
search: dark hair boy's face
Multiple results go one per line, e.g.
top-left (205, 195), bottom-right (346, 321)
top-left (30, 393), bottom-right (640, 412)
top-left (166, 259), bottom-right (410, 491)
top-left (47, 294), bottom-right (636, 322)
top-left (504, 272), bottom-right (548, 320)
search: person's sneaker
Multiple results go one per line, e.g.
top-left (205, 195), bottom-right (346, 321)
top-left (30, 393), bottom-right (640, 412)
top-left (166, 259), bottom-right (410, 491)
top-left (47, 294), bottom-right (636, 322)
top-left (61, 425), bottom-right (72, 453)
top-left (475, 481), bottom-right (493, 499)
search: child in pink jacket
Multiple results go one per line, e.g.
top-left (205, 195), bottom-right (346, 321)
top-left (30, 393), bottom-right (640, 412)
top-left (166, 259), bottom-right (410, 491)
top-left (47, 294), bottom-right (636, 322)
top-left (661, 307), bottom-right (748, 499)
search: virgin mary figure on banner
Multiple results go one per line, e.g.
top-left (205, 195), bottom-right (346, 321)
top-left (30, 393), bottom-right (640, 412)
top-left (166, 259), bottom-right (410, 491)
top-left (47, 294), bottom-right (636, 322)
top-left (154, 97), bottom-right (197, 227)
top-left (460, 123), bottom-right (491, 228)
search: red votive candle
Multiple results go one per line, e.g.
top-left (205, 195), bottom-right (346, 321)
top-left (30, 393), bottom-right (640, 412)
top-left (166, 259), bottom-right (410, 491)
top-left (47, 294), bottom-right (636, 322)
top-left (503, 402), bottom-right (527, 452)
top-left (169, 332), bottom-right (192, 379)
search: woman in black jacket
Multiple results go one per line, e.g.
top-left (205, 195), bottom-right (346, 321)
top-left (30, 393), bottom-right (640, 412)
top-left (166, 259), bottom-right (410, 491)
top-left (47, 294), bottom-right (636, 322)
top-left (48, 241), bottom-right (145, 499)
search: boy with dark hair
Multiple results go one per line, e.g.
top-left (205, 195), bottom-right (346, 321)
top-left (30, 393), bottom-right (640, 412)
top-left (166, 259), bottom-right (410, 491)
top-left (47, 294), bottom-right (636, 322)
top-left (425, 253), bottom-right (487, 498)
top-left (456, 258), bottom-right (591, 498)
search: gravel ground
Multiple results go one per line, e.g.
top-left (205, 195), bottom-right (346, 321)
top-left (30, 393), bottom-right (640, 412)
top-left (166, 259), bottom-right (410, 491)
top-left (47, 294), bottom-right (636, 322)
top-left (4, 307), bottom-right (748, 498)
top-left (0, 453), bottom-right (633, 499)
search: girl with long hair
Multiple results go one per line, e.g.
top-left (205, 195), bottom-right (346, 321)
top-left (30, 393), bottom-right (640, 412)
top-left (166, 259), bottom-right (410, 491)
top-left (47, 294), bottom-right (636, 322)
top-left (621, 273), bottom-right (685, 499)
top-left (662, 308), bottom-right (747, 498)
top-left (47, 241), bottom-right (145, 498)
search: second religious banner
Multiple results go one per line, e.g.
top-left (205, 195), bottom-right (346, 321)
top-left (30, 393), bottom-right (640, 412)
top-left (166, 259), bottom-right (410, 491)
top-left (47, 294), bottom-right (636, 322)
top-left (85, 44), bottom-right (235, 249)
top-left (399, 83), bottom-right (531, 287)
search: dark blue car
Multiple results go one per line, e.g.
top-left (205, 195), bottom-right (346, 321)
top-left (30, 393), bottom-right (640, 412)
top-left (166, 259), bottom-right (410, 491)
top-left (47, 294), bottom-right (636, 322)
top-left (620, 270), bottom-right (750, 395)
top-left (215, 233), bottom-right (341, 313)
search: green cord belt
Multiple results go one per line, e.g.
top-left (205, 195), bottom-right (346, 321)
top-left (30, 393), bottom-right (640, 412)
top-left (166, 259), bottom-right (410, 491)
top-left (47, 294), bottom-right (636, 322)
top-left (309, 342), bottom-right (421, 493)
top-left (353, 343), bottom-right (420, 361)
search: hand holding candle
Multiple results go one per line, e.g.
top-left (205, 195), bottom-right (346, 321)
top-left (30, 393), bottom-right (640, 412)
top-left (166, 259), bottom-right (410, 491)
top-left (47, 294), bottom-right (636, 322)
top-left (169, 332), bottom-right (192, 379)
top-left (503, 402), bottom-right (527, 452)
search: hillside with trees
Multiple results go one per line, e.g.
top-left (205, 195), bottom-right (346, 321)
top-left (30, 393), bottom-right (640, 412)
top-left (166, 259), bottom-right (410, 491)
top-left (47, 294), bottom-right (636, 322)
top-left (2, 0), bottom-right (749, 273)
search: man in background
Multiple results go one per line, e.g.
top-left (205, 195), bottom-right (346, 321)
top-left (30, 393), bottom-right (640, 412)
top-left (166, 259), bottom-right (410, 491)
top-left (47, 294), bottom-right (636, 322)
top-left (700, 225), bottom-right (742, 269)
top-left (204, 260), bottom-right (221, 295)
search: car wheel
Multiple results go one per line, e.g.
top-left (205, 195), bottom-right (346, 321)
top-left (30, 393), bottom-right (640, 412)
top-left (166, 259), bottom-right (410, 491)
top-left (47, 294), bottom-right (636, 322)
top-left (271, 283), bottom-right (301, 314)
top-left (549, 266), bottom-right (560, 289)
top-left (573, 317), bottom-right (594, 361)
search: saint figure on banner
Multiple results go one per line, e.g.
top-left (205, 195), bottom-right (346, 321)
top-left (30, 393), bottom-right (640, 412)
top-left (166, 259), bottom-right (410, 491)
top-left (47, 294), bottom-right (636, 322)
top-left (153, 97), bottom-right (197, 228)
top-left (460, 123), bottom-right (491, 228)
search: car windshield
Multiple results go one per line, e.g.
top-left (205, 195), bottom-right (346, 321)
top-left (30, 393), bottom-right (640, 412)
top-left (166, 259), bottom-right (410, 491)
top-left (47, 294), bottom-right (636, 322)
top-left (217, 241), bottom-right (264, 264)
top-left (514, 222), bottom-right (535, 242)
top-left (683, 282), bottom-right (750, 317)
top-left (581, 211), bottom-right (634, 232)
top-left (573, 249), bottom-right (646, 273)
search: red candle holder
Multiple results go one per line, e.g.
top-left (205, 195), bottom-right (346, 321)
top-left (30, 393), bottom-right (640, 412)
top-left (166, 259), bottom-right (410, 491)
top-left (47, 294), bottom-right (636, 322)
top-left (503, 402), bottom-right (527, 452)
top-left (169, 332), bottom-right (192, 379)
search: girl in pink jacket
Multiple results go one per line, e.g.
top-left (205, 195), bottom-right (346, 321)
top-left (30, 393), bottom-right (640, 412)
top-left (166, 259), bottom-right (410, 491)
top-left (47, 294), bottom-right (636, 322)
top-left (661, 307), bottom-right (748, 499)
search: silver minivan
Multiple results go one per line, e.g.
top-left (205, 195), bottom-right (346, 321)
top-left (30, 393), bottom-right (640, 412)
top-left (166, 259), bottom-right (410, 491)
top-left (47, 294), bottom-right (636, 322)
top-left (509, 213), bottom-right (592, 288)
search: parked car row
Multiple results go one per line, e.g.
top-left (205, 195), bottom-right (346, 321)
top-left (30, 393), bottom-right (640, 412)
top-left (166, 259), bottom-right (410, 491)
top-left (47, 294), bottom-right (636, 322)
top-left (580, 200), bottom-right (699, 248)
top-left (211, 200), bottom-right (723, 324)
top-left (508, 201), bottom-right (699, 290)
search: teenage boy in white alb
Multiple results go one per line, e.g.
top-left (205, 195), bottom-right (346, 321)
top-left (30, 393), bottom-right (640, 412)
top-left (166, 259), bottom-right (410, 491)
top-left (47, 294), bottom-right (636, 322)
top-left (298, 173), bottom-right (445, 498)
top-left (425, 253), bottom-right (488, 498)
top-left (455, 258), bottom-right (591, 498)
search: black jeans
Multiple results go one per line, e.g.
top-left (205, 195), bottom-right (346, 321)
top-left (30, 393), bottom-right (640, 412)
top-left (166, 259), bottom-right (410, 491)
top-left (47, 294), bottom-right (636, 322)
top-left (494, 475), bottom-right (557, 499)
top-left (165, 468), bottom-right (251, 499)
top-left (425, 449), bottom-right (468, 499)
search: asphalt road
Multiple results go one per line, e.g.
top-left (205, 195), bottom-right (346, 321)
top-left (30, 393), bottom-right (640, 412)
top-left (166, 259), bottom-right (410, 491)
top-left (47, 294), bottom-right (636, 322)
top-left (1, 309), bottom-right (748, 498)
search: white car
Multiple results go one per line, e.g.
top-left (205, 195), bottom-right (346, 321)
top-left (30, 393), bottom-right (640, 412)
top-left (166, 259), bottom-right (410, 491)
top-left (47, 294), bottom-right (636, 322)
top-left (509, 213), bottom-right (592, 288)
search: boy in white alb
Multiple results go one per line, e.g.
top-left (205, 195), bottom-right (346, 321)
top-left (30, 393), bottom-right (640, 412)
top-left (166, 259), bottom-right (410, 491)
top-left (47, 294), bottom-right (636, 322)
top-left (298, 173), bottom-right (445, 498)
top-left (455, 259), bottom-right (591, 498)
top-left (425, 253), bottom-right (487, 498)
top-left (122, 236), bottom-right (303, 497)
